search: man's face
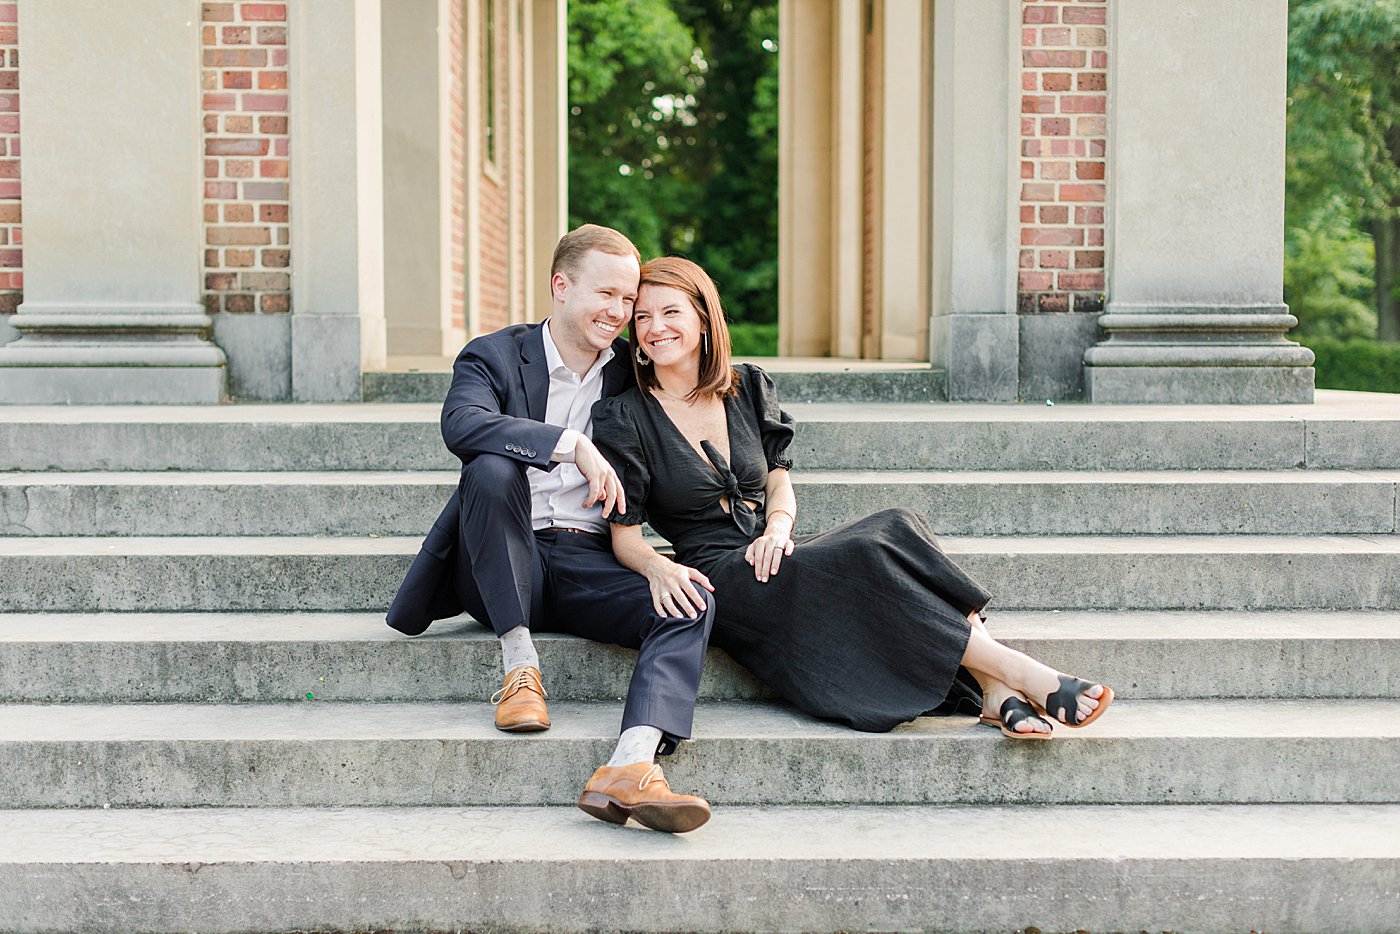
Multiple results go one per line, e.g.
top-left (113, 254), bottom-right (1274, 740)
top-left (550, 250), bottom-right (640, 358)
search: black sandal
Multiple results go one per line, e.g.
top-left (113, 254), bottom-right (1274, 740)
top-left (1036, 674), bottom-right (1114, 728)
top-left (979, 696), bottom-right (1054, 740)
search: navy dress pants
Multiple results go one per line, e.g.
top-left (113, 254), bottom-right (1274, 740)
top-left (403, 453), bottom-right (714, 754)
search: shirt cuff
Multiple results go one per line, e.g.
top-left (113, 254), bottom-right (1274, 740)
top-left (551, 428), bottom-right (581, 463)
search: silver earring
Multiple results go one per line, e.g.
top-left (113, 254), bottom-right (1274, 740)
top-left (635, 345), bottom-right (651, 366)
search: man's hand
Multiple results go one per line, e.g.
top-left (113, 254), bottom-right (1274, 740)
top-left (745, 531), bottom-right (794, 583)
top-left (645, 558), bottom-right (714, 619)
top-left (573, 434), bottom-right (627, 518)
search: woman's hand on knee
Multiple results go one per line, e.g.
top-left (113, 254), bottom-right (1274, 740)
top-left (745, 532), bottom-right (794, 583)
top-left (644, 559), bottom-right (714, 619)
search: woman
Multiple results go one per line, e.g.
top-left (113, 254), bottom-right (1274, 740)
top-left (591, 257), bottom-right (1112, 738)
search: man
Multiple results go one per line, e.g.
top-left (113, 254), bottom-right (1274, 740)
top-left (387, 224), bottom-right (715, 833)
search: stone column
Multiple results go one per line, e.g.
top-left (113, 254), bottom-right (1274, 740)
top-left (1083, 0), bottom-right (1313, 403)
top-left (289, 0), bottom-right (386, 401)
top-left (0, 1), bottom-right (225, 404)
top-left (928, 0), bottom-right (1019, 400)
top-left (524, 0), bottom-right (567, 324)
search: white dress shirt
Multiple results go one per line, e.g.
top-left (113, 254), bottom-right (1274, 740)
top-left (529, 319), bottom-right (615, 534)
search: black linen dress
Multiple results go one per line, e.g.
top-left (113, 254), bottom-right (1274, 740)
top-left (591, 363), bottom-right (989, 731)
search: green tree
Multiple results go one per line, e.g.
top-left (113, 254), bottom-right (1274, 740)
top-left (1288, 0), bottom-right (1400, 338)
top-left (566, 0), bottom-right (701, 259)
top-left (1284, 210), bottom-right (1377, 340)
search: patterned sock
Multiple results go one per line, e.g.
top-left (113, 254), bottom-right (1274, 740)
top-left (607, 725), bottom-right (664, 767)
top-left (499, 625), bottom-right (539, 677)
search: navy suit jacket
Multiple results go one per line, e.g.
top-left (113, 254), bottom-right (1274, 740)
top-left (386, 321), bottom-right (635, 634)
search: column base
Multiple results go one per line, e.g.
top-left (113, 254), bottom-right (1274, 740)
top-left (930, 312), bottom-right (1018, 402)
top-left (1085, 365), bottom-right (1315, 404)
top-left (0, 362), bottom-right (226, 404)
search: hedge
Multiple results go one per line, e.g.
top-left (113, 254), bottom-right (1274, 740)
top-left (1302, 337), bottom-right (1400, 393)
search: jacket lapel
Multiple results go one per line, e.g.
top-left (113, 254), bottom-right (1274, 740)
top-left (602, 337), bottom-right (633, 398)
top-left (519, 324), bottom-right (548, 422)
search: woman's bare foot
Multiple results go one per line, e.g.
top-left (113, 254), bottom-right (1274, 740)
top-left (959, 623), bottom-right (1111, 727)
top-left (980, 681), bottom-right (1052, 736)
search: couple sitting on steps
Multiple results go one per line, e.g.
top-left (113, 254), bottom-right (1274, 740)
top-left (386, 223), bottom-right (1114, 834)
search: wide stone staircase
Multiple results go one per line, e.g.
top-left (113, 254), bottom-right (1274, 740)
top-left (1, 384), bottom-right (1398, 932)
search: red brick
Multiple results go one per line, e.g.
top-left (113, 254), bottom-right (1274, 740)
top-left (1076, 27), bottom-right (1107, 47)
top-left (1021, 182), bottom-right (1056, 202)
top-left (224, 204), bottom-right (254, 223)
top-left (204, 182), bottom-right (238, 199)
top-left (203, 93), bottom-right (237, 111)
top-left (202, 25), bottom-right (217, 44)
top-left (1022, 140), bottom-right (1045, 157)
top-left (242, 93), bottom-right (287, 112)
top-left (261, 248), bottom-right (290, 266)
top-left (1060, 95), bottom-right (1106, 114)
top-left (258, 115), bottom-right (288, 134)
top-left (0, 94), bottom-right (16, 113)
top-left (1078, 73), bottom-right (1107, 92)
top-left (204, 249), bottom-right (220, 267)
top-left (242, 4), bottom-right (287, 21)
top-left (221, 25), bottom-right (251, 44)
top-left (1077, 116), bottom-right (1107, 136)
top-left (1021, 161), bottom-right (1035, 179)
top-left (202, 2), bottom-right (236, 22)
top-left (1040, 160), bottom-right (1070, 180)
top-left (243, 182), bottom-right (288, 200)
top-left (1076, 160), bottom-right (1105, 180)
top-left (1038, 293), bottom-right (1071, 313)
top-left (1018, 249), bottom-right (1035, 268)
top-left (1019, 271), bottom-right (1055, 291)
top-left (201, 70), bottom-right (218, 91)
top-left (1042, 72), bottom-right (1072, 92)
top-left (1089, 139), bottom-right (1106, 157)
top-left (205, 272), bottom-right (237, 291)
top-left (225, 293), bottom-right (255, 313)
top-left (1020, 206), bottom-right (1037, 224)
top-left (1039, 250), bottom-right (1069, 269)
top-left (1064, 6), bottom-right (1107, 25)
top-left (1022, 95), bottom-right (1056, 114)
top-left (226, 159), bottom-right (254, 178)
top-left (0, 73), bottom-right (16, 91)
top-left (258, 71), bottom-right (288, 90)
top-left (259, 205), bottom-right (289, 223)
top-left (256, 26), bottom-right (287, 44)
top-left (1058, 271), bottom-right (1104, 290)
top-left (204, 159), bottom-right (220, 179)
top-left (259, 159), bottom-right (288, 178)
top-left (205, 138), bottom-right (269, 156)
top-left (1020, 117), bottom-right (1036, 136)
top-left (1092, 51), bottom-right (1108, 68)
top-left (224, 114), bottom-right (254, 133)
top-left (226, 248), bottom-right (255, 266)
top-left (0, 181), bottom-right (19, 198)
top-left (1022, 72), bottom-right (1039, 92)
top-left (0, 24), bottom-right (17, 42)
top-left (1021, 227), bottom-right (1085, 246)
top-left (1074, 293), bottom-right (1105, 313)
top-left (222, 70), bottom-right (253, 89)
top-left (1041, 27), bottom-right (1071, 46)
top-left (261, 293), bottom-right (291, 313)
top-left (0, 249), bottom-right (18, 268)
top-left (1022, 28), bottom-right (1037, 47)
top-left (0, 4), bottom-right (17, 24)
top-left (1023, 5), bottom-right (1057, 23)
top-left (1040, 117), bottom-right (1070, 136)
top-left (271, 49), bottom-right (288, 66)
top-left (203, 114), bottom-right (220, 133)
top-left (1024, 49), bottom-right (1084, 68)
top-left (1061, 183), bottom-right (1104, 202)
top-left (1087, 228), bottom-right (1105, 247)
top-left (1075, 250), bottom-right (1105, 269)
top-left (1076, 206), bottom-right (1105, 225)
top-left (1039, 205), bottom-right (1069, 224)
top-left (208, 226), bottom-right (271, 245)
top-left (204, 48), bottom-right (267, 67)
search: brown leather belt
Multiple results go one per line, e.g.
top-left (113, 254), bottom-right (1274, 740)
top-left (541, 526), bottom-right (602, 536)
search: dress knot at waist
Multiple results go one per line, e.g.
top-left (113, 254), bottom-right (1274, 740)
top-left (701, 439), bottom-right (759, 539)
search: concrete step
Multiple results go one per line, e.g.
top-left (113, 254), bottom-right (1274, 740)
top-left (4, 803), bottom-right (1395, 933)
top-left (2, 390), bottom-right (1398, 471)
top-left (365, 363), bottom-right (949, 404)
top-left (4, 468), bottom-right (1398, 536)
top-left (1, 698), bottom-right (1396, 808)
top-left (2, 610), bottom-right (1394, 703)
top-left (4, 534), bottom-right (1400, 611)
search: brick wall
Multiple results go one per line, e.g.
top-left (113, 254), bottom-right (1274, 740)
top-left (1018, 0), bottom-right (1106, 314)
top-left (0, 0), bottom-right (19, 316)
top-left (201, 2), bottom-right (291, 316)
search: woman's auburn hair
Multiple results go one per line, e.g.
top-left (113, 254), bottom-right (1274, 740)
top-left (632, 256), bottom-right (737, 401)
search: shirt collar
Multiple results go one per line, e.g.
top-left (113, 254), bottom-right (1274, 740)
top-left (542, 318), bottom-right (615, 383)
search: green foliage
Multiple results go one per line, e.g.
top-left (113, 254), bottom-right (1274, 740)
top-left (1301, 336), bottom-right (1400, 392)
top-left (567, 0), bottom-right (779, 323)
top-left (727, 320), bottom-right (779, 356)
top-left (1284, 212), bottom-right (1376, 340)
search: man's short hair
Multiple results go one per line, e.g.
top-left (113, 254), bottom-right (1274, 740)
top-left (550, 224), bottom-right (641, 283)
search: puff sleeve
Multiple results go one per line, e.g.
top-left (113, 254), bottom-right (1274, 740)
top-left (589, 396), bottom-right (649, 526)
top-left (746, 364), bottom-right (796, 471)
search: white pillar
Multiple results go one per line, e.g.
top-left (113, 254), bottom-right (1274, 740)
top-left (928, 0), bottom-right (1019, 400)
top-left (524, 0), bottom-right (567, 323)
top-left (0, 0), bottom-right (224, 403)
top-left (289, 0), bottom-right (386, 401)
top-left (1084, 0), bottom-right (1312, 403)
top-left (382, 0), bottom-right (461, 357)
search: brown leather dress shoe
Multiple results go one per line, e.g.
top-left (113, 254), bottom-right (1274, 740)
top-left (577, 762), bottom-right (711, 833)
top-left (492, 665), bottom-right (550, 732)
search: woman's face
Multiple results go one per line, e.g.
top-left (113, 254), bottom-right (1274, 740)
top-left (634, 284), bottom-right (706, 369)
